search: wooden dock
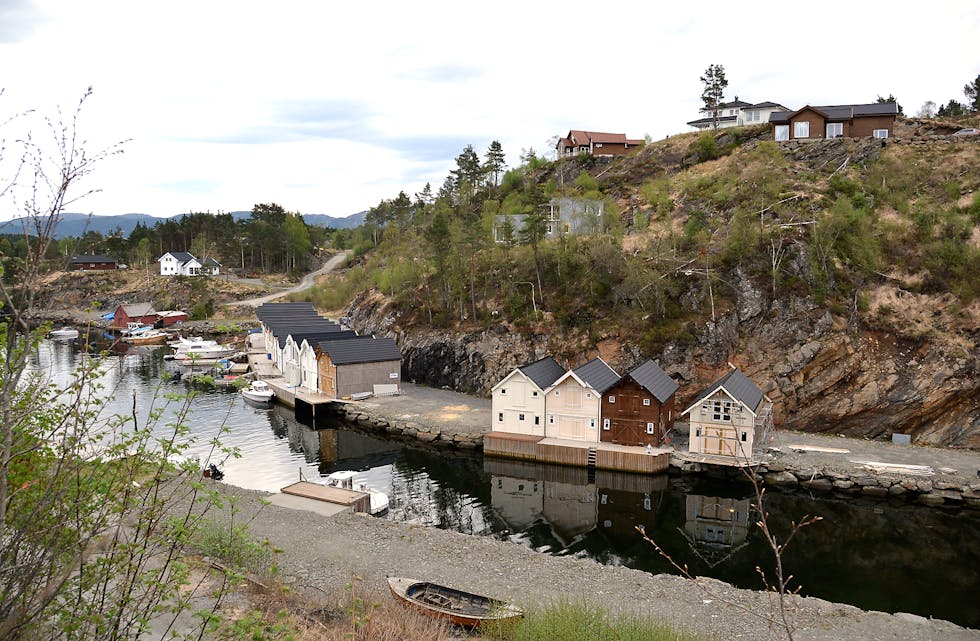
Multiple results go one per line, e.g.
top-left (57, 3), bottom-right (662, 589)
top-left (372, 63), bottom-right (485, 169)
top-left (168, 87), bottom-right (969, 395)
top-left (245, 339), bottom-right (347, 421)
top-left (280, 481), bottom-right (372, 514)
top-left (484, 432), bottom-right (670, 474)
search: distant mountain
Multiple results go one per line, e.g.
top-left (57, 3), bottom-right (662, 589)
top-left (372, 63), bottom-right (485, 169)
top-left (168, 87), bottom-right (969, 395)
top-left (0, 210), bottom-right (368, 239)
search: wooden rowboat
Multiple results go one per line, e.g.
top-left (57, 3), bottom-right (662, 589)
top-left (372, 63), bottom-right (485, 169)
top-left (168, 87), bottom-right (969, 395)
top-left (387, 577), bottom-right (522, 627)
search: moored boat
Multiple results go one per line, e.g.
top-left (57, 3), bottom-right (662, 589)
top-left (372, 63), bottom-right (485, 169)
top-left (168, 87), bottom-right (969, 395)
top-left (386, 577), bottom-right (523, 627)
top-left (50, 326), bottom-right (80, 340)
top-left (170, 337), bottom-right (237, 359)
top-left (241, 380), bottom-right (274, 405)
top-left (324, 471), bottom-right (389, 515)
top-left (123, 329), bottom-right (169, 345)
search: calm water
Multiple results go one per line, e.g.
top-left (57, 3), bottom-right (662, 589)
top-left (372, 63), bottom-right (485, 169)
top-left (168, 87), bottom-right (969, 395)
top-left (31, 338), bottom-right (980, 628)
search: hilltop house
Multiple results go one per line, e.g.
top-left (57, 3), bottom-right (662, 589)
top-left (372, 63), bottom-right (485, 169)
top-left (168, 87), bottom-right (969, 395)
top-left (158, 251), bottom-right (220, 276)
top-left (555, 130), bottom-right (644, 159)
top-left (68, 254), bottom-right (118, 271)
top-left (770, 102), bottom-right (898, 141)
top-left (600, 359), bottom-right (678, 447)
top-left (687, 99), bottom-right (789, 131)
top-left (493, 197), bottom-right (605, 243)
top-left (545, 358), bottom-right (619, 441)
top-left (681, 367), bottom-right (773, 461)
top-left (491, 356), bottom-right (566, 436)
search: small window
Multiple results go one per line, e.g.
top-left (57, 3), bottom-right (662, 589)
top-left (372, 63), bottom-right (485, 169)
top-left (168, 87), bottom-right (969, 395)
top-left (646, 423), bottom-right (655, 435)
top-left (595, 143), bottom-right (603, 147)
top-left (589, 418), bottom-right (596, 429)
top-left (531, 391), bottom-right (538, 397)
top-left (548, 415), bottom-right (554, 424)
top-left (534, 416), bottom-right (540, 425)
top-left (497, 412), bottom-right (503, 422)
top-left (585, 392), bottom-right (591, 399)
top-left (603, 418), bottom-right (610, 430)
top-left (873, 129), bottom-right (889, 139)
top-left (609, 395), bottom-right (616, 403)
top-left (695, 427), bottom-right (701, 437)
top-left (500, 388), bottom-right (506, 395)
top-left (642, 398), bottom-right (651, 406)
top-left (519, 413), bottom-right (525, 421)
top-left (741, 431), bottom-right (747, 442)
top-left (554, 390), bottom-right (560, 397)
top-left (794, 121), bottom-right (809, 138)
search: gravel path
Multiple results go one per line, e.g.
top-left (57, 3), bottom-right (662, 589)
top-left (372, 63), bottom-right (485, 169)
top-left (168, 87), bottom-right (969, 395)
top-left (205, 482), bottom-right (977, 641)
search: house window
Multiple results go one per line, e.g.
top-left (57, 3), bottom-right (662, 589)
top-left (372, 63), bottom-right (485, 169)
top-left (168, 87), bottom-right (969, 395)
top-left (646, 423), bottom-right (655, 434)
top-left (585, 392), bottom-right (591, 399)
top-left (500, 388), bottom-right (506, 395)
top-left (497, 412), bottom-right (503, 422)
top-left (826, 122), bottom-right (843, 138)
top-left (741, 431), bottom-right (748, 442)
top-left (873, 129), bottom-right (889, 139)
top-left (695, 427), bottom-right (701, 437)
top-left (603, 418), bottom-right (610, 430)
top-left (589, 418), bottom-right (596, 429)
top-left (554, 390), bottom-right (559, 397)
top-left (775, 125), bottom-right (789, 141)
top-left (643, 398), bottom-right (651, 406)
top-left (595, 143), bottom-right (603, 148)
top-left (609, 395), bottom-right (616, 403)
top-left (794, 121), bottom-right (809, 138)
top-left (546, 224), bottom-right (554, 234)
top-left (534, 416), bottom-right (540, 425)
top-left (712, 400), bottom-right (732, 422)
top-left (519, 413), bottom-right (525, 421)
top-left (548, 415), bottom-right (554, 424)
top-left (532, 391), bottom-right (538, 397)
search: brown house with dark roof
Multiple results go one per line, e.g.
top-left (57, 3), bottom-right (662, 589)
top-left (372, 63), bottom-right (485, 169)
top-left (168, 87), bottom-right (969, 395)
top-left (68, 254), bottom-right (118, 271)
top-left (770, 102), bottom-right (898, 141)
top-left (556, 130), bottom-right (644, 159)
top-left (600, 359), bottom-right (679, 447)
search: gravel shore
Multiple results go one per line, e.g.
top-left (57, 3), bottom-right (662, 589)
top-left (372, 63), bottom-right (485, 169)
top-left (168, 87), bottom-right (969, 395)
top-left (206, 482), bottom-right (977, 641)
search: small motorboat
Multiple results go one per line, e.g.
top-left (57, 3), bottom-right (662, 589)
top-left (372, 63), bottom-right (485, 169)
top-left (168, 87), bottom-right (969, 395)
top-left (387, 577), bottom-right (523, 627)
top-left (122, 329), bottom-right (168, 345)
top-left (324, 471), bottom-right (389, 515)
top-left (170, 337), bottom-right (237, 359)
top-left (50, 326), bottom-right (80, 340)
top-left (240, 380), bottom-right (274, 405)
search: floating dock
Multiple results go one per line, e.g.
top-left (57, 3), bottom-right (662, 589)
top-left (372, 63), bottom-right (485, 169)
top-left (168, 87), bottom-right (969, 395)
top-left (484, 432), bottom-right (670, 474)
top-left (280, 481), bottom-right (372, 515)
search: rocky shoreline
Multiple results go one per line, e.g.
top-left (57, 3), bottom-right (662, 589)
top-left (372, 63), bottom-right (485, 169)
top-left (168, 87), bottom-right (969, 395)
top-left (326, 396), bottom-right (980, 511)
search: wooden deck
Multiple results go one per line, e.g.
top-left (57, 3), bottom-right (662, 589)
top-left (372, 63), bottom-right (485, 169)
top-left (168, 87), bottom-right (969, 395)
top-left (280, 481), bottom-right (372, 514)
top-left (484, 433), bottom-right (670, 474)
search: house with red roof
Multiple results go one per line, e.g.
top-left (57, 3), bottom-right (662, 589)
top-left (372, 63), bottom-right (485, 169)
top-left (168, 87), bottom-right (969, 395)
top-left (555, 130), bottom-right (644, 159)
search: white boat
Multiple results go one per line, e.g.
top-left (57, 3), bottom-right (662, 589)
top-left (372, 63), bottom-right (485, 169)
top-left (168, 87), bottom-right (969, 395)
top-left (50, 326), bottom-right (79, 340)
top-left (122, 329), bottom-right (168, 345)
top-left (240, 380), bottom-right (274, 405)
top-left (324, 470), bottom-right (389, 515)
top-left (171, 338), bottom-right (237, 360)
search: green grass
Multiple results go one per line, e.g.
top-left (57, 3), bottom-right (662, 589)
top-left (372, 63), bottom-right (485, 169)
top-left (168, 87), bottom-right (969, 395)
top-left (481, 600), bottom-right (706, 641)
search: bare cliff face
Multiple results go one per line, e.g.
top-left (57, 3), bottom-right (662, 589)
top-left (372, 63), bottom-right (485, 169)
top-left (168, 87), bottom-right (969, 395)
top-left (347, 280), bottom-right (980, 449)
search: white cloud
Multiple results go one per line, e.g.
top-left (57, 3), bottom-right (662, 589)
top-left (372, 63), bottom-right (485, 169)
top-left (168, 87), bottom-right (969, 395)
top-left (1, 0), bottom-right (978, 220)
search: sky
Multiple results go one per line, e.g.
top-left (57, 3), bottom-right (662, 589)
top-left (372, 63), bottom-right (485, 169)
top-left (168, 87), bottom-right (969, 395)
top-left (1, 0), bottom-right (978, 222)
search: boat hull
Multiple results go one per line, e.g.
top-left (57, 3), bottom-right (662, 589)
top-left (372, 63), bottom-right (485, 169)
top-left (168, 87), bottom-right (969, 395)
top-left (387, 577), bottom-right (522, 627)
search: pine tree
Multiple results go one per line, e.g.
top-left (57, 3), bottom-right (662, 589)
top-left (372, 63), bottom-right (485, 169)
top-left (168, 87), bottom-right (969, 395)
top-left (964, 74), bottom-right (980, 112)
top-left (484, 140), bottom-right (506, 187)
top-left (700, 64), bottom-right (728, 130)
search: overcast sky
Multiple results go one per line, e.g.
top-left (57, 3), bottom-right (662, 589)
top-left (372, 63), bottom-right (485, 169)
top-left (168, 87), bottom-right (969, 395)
top-left (1, 0), bottom-right (978, 222)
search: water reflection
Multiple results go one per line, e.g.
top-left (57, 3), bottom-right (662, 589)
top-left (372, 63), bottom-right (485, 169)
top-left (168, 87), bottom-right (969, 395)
top-left (683, 495), bottom-right (752, 567)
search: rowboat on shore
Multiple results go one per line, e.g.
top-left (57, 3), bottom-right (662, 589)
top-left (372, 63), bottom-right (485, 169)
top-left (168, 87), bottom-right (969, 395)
top-left (387, 577), bottom-right (522, 627)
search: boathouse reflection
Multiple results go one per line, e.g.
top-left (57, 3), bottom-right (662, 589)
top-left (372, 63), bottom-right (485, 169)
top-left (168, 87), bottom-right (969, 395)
top-left (682, 494), bottom-right (752, 567)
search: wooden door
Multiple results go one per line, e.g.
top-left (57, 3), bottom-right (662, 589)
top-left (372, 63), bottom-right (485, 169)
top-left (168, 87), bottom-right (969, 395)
top-left (702, 427), bottom-right (734, 456)
top-left (558, 417), bottom-right (586, 440)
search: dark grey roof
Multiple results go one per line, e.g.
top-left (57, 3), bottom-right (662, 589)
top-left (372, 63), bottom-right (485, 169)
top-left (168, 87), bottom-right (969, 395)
top-left (255, 302), bottom-right (317, 321)
top-left (746, 101), bottom-right (789, 110)
top-left (714, 99), bottom-right (753, 109)
top-left (202, 257), bottom-right (221, 266)
top-left (162, 251), bottom-right (195, 263)
top-left (689, 369), bottom-right (764, 412)
top-left (263, 318), bottom-right (338, 332)
top-left (572, 358), bottom-right (619, 394)
top-left (69, 254), bottom-right (116, 263)
top-left (687, 115), bottom-right (737, 126)
top-left (316, 337), bottom-right (402, 365)
top-left (519, 356), bottom-right (565, 390)
top-left (770, 102), bottom-right (898, 124)
top-left (627, 359), bottom-right (679, 403)
top-left (277, 328), bottom-right (357, 349)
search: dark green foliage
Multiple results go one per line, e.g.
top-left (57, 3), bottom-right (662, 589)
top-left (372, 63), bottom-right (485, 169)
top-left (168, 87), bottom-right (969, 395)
top-left (693, 133), bottom-right (718, 162)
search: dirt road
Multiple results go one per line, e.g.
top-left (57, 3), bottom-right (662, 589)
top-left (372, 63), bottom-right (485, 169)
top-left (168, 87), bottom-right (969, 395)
top-left (227, 251), bottom-right (351, 308)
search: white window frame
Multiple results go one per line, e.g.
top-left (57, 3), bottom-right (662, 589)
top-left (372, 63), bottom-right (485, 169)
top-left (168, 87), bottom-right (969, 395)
top-left (826, 122), bottom-right (843, 138)
top-left (585, 392), bottom-right (592, 399)
top-left (642, 398), bottom-right (651, 406)
top-left (518, 413), bottom-right (525, 422)
top-left (534, 416), bottom-right (540, 425)
top-left (589, 418), bottom-right (596, 429)
top-left (548, 415), bottom-right (554, 424)
top-left (646, 423), bottom-right (655, 435)
top-left (603, 418), bottom-right (610, 430)
top-left (498, 412), bottom-right (503, 422)
top-left (531, 390), bottom-right (538, 397)
top-left (774, 125), bottom-right (789, 141)
top-left (794, 121), bottom-right (809, 138)
top-left (873, 129), bottom-right (889, 139)
top-left (609, 395), bottom-right (616, 403)
top-left (500, 388), bottom-right (506, 395)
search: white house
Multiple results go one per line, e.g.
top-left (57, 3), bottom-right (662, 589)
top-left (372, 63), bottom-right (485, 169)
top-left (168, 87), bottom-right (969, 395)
top-left (687, 99), bottom-right (789, 131)
top-left (544, 358), bottom-right (619, 441)
top-left (491, 356), bottom-right (565, 436)
top-left (158, 251), bottom-right (220, 276)
top-left (681, 367), bottom-right (774, 461)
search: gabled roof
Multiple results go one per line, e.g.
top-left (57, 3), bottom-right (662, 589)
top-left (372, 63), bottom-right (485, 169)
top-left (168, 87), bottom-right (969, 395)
top-left (571, 357), bottom-right (620, 394)
top-left (159, 251), bottom-right (195, 263)
top-left (119, 303), bottom-right (156, 317)
top-left (201, 257), bottom-right (221, 266)
top-left (558, 130), bottom-right (631, 147)
top-left (282, 329), bottom-right (358, 349)
top-left (686, 115), bottom-right (738, 126)
top-left (746, 101), bottom-right (789, 110)
top-left (769, 102), bottom-right (898, 124)
top-left (519, 356), bottom-right (565, 390)
top-left (316, 337), bottom-right (401, 365)
top-left (255, 302), bottom-right (319, 322)
top-left (682, 368), bottom-right (764, 415)
top-left (69, 254), bottom-right (116, 263)
top-left (624, 359), bottom-right (679, 404)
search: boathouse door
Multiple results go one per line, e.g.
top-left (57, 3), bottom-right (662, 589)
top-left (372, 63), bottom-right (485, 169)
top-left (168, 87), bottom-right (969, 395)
top-left (557, 417), bottom-right (587, 440)
top-left (701, 426), bottom-right (736, 456)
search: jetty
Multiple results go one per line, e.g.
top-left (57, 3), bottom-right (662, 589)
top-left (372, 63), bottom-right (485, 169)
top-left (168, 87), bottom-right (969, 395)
top-left (277, 480), bottom-right (372, 516)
